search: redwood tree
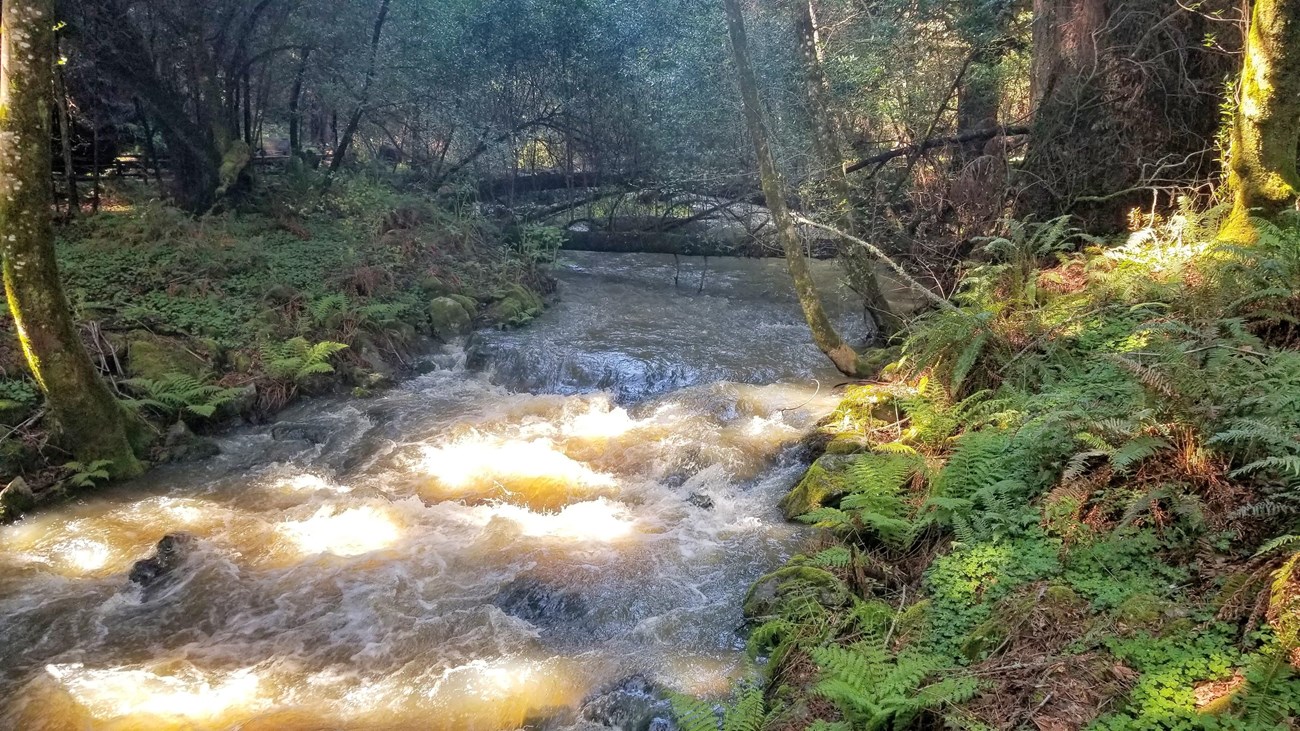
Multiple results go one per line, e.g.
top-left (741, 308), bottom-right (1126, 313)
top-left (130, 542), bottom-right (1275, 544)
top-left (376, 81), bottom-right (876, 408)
top-left (0, 0), bottom-right (144, 477)
top-left (1225, 0), bottom-right (1300, 239)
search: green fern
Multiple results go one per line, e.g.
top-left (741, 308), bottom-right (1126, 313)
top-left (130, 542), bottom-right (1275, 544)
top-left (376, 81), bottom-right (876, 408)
top-left (121, 372), bottom-right (244, 421)
top-left (722, 685), bottom-right (765, 731)
top-left (670, 692), bottom-right (720, 731)
top-left (261, 337), bottom-right (349, 383)
top-left (61, 460), bottom-right (114, 489)
top-left (810, 644), bottom-right (978, 731)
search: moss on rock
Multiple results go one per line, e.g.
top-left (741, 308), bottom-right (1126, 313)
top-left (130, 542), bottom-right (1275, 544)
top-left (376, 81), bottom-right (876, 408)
top-left (485, 283), bottom-right (544, 327)
top-left (429, 297), bottom-right (474, 340)
top-left (744, 565), bottom-right (851, 618)
top-left (779, 454), bottom-right (854, 519)
top-left (448, 293), bottom-right (479, 315)
top-left (123, 332), bottom-right (211, 381)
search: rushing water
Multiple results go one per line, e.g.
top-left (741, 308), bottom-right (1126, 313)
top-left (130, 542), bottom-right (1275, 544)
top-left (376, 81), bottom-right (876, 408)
top-left (0, 252), bottom-right (870, 731)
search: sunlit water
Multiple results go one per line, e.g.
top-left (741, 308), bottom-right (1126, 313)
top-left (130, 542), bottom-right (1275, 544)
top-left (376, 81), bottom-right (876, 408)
top-left (0, 253), bottom-right (870, 730)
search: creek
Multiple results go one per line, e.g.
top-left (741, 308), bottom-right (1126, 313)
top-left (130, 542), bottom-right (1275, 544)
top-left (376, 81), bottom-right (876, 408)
top-left (0, 252), bottom-right (870, 730)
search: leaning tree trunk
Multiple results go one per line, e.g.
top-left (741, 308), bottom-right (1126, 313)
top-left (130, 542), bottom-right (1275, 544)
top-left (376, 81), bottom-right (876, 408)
top-left (723, 0), bottom-right (865, 377)
top-left (329, 0), bottom-right (391, 175)
top-left (0, 0), bottom-right (144, 477)
top-left (1225, 0), bottom-right (1300, 240)
top-left (793, 0), bottom-right (901, 339)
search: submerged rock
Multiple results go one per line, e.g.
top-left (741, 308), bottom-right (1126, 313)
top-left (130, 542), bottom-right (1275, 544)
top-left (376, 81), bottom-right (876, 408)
top-left (685, 492), bottom-right (714, 510)
top-left (0, 477), bottom-right (35, 520)
top-left (128, 532), bottom-right (197, 597)
top-left (579, 675), bottom-right (677, 731)
top-left (158, 421), bottom-right (220, 463)
top-left (492, 576), bottom-right (591, 628)
top-left (270, 422), bottom-right (332, 444)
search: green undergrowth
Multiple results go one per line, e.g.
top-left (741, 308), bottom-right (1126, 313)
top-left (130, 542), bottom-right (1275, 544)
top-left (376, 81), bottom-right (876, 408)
top-left (0, 171), bottom-right (555, 493)
top-left (677, 203), bottom-right (1300, 730)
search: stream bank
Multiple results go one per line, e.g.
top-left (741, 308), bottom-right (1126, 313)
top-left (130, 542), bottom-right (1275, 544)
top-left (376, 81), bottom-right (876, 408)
top-left (0, 174), bottom-right (552, 513)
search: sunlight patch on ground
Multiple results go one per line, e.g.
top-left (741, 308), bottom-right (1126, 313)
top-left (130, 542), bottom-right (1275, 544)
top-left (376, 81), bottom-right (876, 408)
top-left (277, 505), bottom-right (402, 557)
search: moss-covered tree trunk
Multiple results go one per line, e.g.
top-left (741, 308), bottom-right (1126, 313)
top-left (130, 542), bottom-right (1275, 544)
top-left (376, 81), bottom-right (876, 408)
top-left (724, 0), bottom-right (864, 377)
top-left (1225, 0), bottom-right (1300, 239)
top-left (793, 0), bottom-right (901, 340)
top-left (0, 0), bottom-right (143, 477)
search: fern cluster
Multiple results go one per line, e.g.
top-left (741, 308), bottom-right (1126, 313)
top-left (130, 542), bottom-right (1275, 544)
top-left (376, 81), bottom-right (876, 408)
top-left (259, 338), bottom-right (348, 384)
top-left (121, 373), bottom-right (245, 422)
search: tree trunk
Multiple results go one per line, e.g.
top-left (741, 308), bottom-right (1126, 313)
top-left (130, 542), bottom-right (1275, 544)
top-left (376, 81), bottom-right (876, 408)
top-left (793, 0), bottom-right (901, 339)
top-left (288, 48), bottom-right (311, 157)
top-left (723, 0), bottom-right (865, 377)
top-left (1225, 0), bottom-right (1300, 239)
top-left (134, 97), bottom-right (165, 194)
top-left (329, 0), bottom-right (391, 175)
top-left (53, 57), bottom-right (78, 220)
top-left (0, 0), bottom-right (144, 478)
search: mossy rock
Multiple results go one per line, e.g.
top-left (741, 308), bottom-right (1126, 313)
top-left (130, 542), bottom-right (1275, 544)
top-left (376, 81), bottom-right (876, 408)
top-left (429, 297), bottom-right (474, 340)
top-left (485, 284), bottom-right (544, 328)
top-left (123, 332), bottom-right (211, 382)
top-left (157, 421), bottom-right (220, 463)
top-left (0, 477), bottom-right (35, 520)
top-left (779, 455), bottom-right (854, 520)
top-left (824, 433), bottom-right (870, 455)
top-left (744, 566), bottom-right (851, 618)
top-left (418, 276), bottom-right (453, 298)
top-left (448, 293), bottom-right (479, 315)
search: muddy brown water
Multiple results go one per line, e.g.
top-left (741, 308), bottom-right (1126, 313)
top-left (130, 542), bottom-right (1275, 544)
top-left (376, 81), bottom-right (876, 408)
top-left (0, 252), bottom-right (872, 730)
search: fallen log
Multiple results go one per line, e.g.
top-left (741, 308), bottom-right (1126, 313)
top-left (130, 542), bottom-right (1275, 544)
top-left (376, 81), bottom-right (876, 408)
top-left (561, 230), bottom-right (750, 257)
top-left (844, 125), bottom-right (1030, 175)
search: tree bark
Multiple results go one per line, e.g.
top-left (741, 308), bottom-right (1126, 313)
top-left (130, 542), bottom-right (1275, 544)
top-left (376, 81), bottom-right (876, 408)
top-left (329, 0), bottom-right (391, 174)
top-left (722, 0), bottom-right (865, 377)
top-left (288, 48), bottom-right (311, 157)
top-left (0, 0), bottom-right (143, 477)
top-left (53, 55), bottom-right (78, 219)
top-left (793, 0), bottom-right (901, 339)
top-left (1225, 0), bottom-right (1300, 238)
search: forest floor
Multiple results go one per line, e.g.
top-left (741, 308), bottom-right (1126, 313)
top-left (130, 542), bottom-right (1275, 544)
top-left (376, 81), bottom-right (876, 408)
top-left (680, 207), bottom-right (1300, 731)
top-left (0, 172), bottom-right (554, 508)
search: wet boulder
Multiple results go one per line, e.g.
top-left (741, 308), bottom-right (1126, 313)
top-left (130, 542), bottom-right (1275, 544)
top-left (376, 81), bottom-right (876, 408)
top-left (485, 284), bottom-right (544, 328)
top-left (270, 422), bottom-right (332, 444)
top-left (778, 455), bottom-right (854, 520)
top-left (493, 576), bottom-right (590, 629)
top-left (0, 477), bottom-right (35, 520)
top-left (429, 296), bottom-right (474, 340)
top-left (129, 533), bottom-right (197, 597)
top-left (579, 675), bottom-right (677, 731)
top-left (685, 493), bottom-right (714, 510)
top-left (158, 420), bottom-right (220, 463)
